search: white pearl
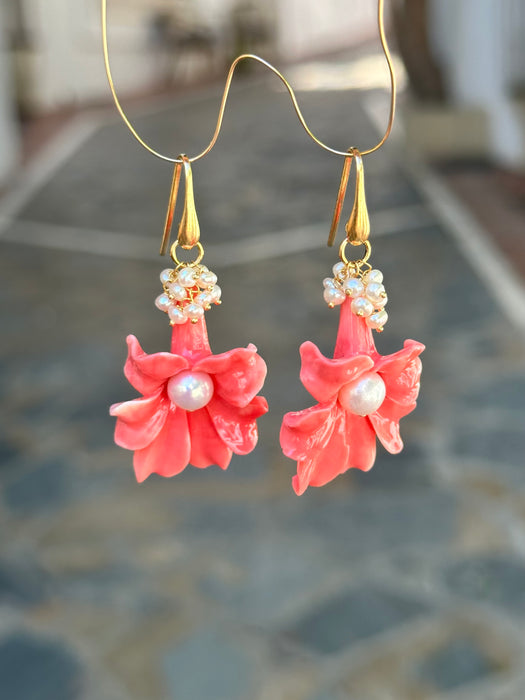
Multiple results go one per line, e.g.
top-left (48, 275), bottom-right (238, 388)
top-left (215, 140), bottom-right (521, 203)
top-left (155, 293), bottom-right (172, 312)
top-left (160, 269), bottom-right (173, 285)
top-left (167, 371), bottom-right (214, 411)
top-left (178, 267), bottom-right (197, 288)
top-left (195, 291), bottom-right (212, 308)
top-left (332, 261), bottom-right (347, 279)
top-left (168, 306), bottom-right (187, 325)
top-left (343, 277), bottom-right (365, 298)
top-left (209, 285), bottom-right (222, 303)
top-left (351, 297), bottom-right (374, 317)
top-left (366, 309), bottom-right (388, 330)
top-left (365, 282), bottom-right (387, 306)
top-left (323, 287), bottom-right (346, 306)
top-left (186, 303), bottom-right (204, 321)
top-left (363, 269), bottom-right (383, 284)
top-left (339, 372), bottom-right (386, 416)
top-left (323, 277), bottom-right (337, 289)
top-left (198, 270), bottom-right (218, 287)
top-left (167, 282), bottom-right (187, 302)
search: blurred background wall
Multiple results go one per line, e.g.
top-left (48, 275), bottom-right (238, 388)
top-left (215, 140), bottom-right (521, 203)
top-left (1, 1), bottom-right (525, 180)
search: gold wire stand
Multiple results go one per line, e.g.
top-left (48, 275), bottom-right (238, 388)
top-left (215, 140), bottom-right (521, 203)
top-left (101, 0), bottom-right (397, 255)
top-left (101, 0), bottom-right (395, 164)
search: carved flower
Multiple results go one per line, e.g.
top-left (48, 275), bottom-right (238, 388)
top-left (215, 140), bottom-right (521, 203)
top-left (280, 299), bottom-right (424, 495)
top-left (110, 318), bottom-right (268, 482)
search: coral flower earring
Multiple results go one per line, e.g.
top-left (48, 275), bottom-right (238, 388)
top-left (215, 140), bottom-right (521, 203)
top-left (280, 149), bottom-right (424, 495)
top-left (110, 157), bottom-right (268, 482)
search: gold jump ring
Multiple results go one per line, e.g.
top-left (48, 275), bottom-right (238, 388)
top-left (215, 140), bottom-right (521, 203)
top-left (339, 239), bottom-right (371, 267)
top-left (170, 241), bottom-right (204, 266)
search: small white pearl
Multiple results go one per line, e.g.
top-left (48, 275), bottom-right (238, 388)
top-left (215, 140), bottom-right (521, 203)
top-left (351, 297), bottom-right (374, 317)
top-left (343, 277), bottom-right (365, 298)
top-left (195, 291), bottom-right (212, 308)
top-left (339, 372), bottom-right (386, 416)
top-left (168, 306), bottom-right (187, 325)
top-left (186, 303), bottom-right (204, 321)
top-left (363, 269), bottom-right (383, 285)
top-left (365, 282), bottom-right (387, 306)
top-left (323, 277), bottom-right (337, 289)
top-left (209, 285), bottom-right (222, 303)
top-left (178, 267), bottom-right (197, 288)
top-left (366, 309), bottom-right (388, 330)
top-left (155, 293), bottom-right (172, 312)
top-left (324, 287), bottom-right (346, 307)
top-left (167, 282), bottom-right (188, 301)
top-left (160, 268), bottom-right (174, 285)
top-left (167, 371), bottom-right (214, 411)
top-left (198, 270), bottom-right (218, 287)
top-left (332, 261), bottom-right (348, 279)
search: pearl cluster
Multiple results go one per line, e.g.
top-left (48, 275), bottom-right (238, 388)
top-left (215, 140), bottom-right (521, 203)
top-left (323, 262), bottom-right (388, 331)
top-left (155, 263), bottom-right (221, 325)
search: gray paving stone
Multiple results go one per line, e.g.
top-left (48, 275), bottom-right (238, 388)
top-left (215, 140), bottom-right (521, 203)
top-left (199, 531), bottom-right (343, 624)
top-left (352, 441), bottom-right (434, 490)
top-left (276, 490), bottom-right (458, 559)
top-left (443, 555), bottom-right (525, 616)
top-left (0, 560), bottom-right (47, 606)
top-left (177, 501), bottom-right (258, 538)
top-left (461, 376), bottom-right (525, 412)
top-left (162, 627), bottom-right (254, 700)
top-left (284, 585), bottom-right (431, 655)
top-left (452, 426), bottom-right (524, 469)
top-left (4, 458), bottom-right (69, 513)
top-left (415, 637), bottom-right (500, 692)
top-left (0, 632), bottom-right (83, 700)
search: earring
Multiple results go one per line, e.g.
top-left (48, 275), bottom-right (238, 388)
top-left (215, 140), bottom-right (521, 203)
top-left (280, 149), bottom-right (424, 495)
top-left (110, 157), bottom-right (268, 482)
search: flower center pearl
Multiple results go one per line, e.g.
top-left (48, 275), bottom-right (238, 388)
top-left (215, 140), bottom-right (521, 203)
top-left (167, 371), bottom-right (214, 412)
top-left (339, 372), bottom-right (386, 416)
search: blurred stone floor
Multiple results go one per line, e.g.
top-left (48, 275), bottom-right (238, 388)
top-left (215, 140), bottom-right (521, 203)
top-left (1, 70), bottom-right (525, 700)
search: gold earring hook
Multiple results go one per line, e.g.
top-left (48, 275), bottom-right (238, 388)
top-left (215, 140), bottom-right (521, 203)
top-left (101, 0), bottom-right (396, 163)
top-left (327, 148), bottom-right (370, 247)
top-left (327, 149), bottom-right (353, 247)
top-left (177, 156), bottom-right (200, 250)
top-left (160, 161), bottom-right (182, 256)
top-left (345, 149), bottom-right (370, 245)
top-left (160, 155), bottom-right (200, 255)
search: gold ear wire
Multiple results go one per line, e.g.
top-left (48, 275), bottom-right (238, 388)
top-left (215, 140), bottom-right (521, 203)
top-left (160, 161), bottom-right (182, 256)
top-left (327, 149), bottom-right (353, 247)
top-left (177, 156), bottom-right (200, 250)
top-left (101, 0), bottom-right (396, 164)
top-left (160, 156), bottom-right (200, 256)
top-left (345, 149), bottom-right (370, 245)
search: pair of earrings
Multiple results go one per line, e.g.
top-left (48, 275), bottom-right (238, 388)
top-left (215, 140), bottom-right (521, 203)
top-left (109, 150), bottom-right (424, 494)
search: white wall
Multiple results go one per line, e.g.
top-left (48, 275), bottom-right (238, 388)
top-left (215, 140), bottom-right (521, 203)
top-left (276, 0), bottom-right (377, 61)
top-left (428, 0), bottom-right (525, 168)
top-left (0, 2), bottom-right (20, 184)
top-left (15, 0), bottom-right (378, 112)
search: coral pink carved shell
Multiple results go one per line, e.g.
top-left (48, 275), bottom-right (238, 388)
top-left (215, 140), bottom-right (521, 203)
top-left (280, 299), bottom-right (424, 495)
top-left (110, 317), bottom-right (268, 482)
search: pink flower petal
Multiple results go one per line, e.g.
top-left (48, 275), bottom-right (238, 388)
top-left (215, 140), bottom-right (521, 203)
top-left (375, 340), bottom-right (424, 421)
top-left (187, 408), bottom-right (232, 470)
top-left (282, 403), bottom-right (351, 495)
top-left (206, 394), bottom-right (268, 454)
top-left (194, 344), bottom-right (267, 408)
top-left (110, 390), bottom-right (169, 450)
top-left (299, 341), bottom-right (374, 403)
top-left (280, 402), bottom-right (335, 463)
top-left (124, 335), bottom-right (189, 395)
top-left (345, 412), bottom-right (377, 471)
top-left (369, 410), bottom-right (403, 454)
top-left (133, 407), bottom-right (191, 482)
